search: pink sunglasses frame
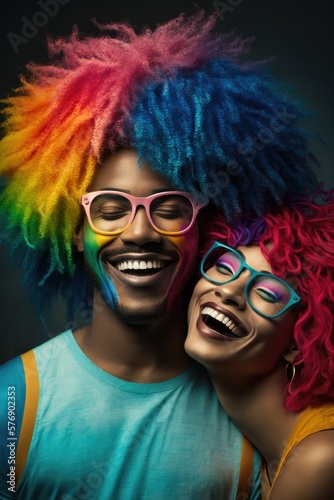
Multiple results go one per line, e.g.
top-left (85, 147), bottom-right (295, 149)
top-left (79, 190), bottom-right (206, 235)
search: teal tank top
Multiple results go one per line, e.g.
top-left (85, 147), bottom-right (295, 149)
top-left (0, 330), bottom-right (261, 499)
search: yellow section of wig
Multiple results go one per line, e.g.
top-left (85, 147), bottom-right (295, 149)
top-left (0, 80), bottom-right (97, 269)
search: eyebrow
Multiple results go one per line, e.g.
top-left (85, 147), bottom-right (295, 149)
top-left (99, 188), bottom-right (130, 193)
top-left (97, 188), bottom-right (174, 194)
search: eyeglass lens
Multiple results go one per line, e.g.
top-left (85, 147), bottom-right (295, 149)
top-left (89, 193), bottom-right (194, 234)
top-left (203, 247), bottom-right (293, 317)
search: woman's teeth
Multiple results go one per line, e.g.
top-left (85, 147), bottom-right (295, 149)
top-left (202, 306), bottom-right (243, 337)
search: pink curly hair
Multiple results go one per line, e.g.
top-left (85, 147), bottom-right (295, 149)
top-left (202, 189), bottom-right (334, 411)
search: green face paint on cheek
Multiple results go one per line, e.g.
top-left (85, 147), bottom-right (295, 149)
top-left (82, 222), bottom-right (119, 309)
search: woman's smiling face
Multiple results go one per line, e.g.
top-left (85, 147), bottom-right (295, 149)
top-left (185, 244), bottom-right (298, 377)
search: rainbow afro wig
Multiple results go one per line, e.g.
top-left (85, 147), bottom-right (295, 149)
top-left (0, 11), bottom-right (318, 320)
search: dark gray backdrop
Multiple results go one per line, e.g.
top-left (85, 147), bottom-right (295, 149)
top-left (1, 0), bottom-right (333, 364)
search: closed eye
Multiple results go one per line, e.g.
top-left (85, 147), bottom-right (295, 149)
top-left (153, 207), bottom-right (187, 219)
top-left (92, 206), bottom-right (130, 220)
top-left (253, 286), bottom-right (279, 303)
top-left (216, 262), bottom-right (234, 276)
top-left (215, 252), bottom-right (240, 276)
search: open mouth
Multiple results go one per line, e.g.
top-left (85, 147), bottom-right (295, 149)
top-left (113, 259), bottom-right (171, 276)
top-left (201, 306), bottom-right (246, 338)
top-left (103, 253), bottom-right (176, 285)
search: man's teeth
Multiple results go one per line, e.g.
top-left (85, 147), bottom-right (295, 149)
top-left (116, 260), bottom-right (166, 271)
top-left (202, 306), bottom-right (242, 337)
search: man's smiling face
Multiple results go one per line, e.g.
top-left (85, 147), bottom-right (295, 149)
top-left (78, 149), bottom-right (199, 324)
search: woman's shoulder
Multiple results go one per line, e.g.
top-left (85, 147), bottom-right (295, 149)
top-left (300, 403), bottom-right (334, 421)
top-left (270, 426), bottom-right (334, 500)
top-left (285, 403), bottom-right (334, 447)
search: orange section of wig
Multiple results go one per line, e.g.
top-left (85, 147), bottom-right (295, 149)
top-left (0, 12), bottom-right (250, 275)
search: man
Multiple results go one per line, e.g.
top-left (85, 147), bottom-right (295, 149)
top-left (0, 11), bottom-right (317, 499)
top-left (74, 149), bottom-right (200, 376)
top-left (0, 149), bottom-right (262, 498)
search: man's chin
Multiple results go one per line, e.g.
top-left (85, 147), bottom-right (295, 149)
top-left (113, 299), bottom-right (168, 325)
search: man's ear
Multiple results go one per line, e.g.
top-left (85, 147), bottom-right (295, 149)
top-left (282, 345), bottom-right (300, 363)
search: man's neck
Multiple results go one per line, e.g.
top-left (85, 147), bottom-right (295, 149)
top-left (73, 296), bottom-right (194, 383)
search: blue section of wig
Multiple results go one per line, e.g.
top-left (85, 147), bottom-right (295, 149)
top-left (127, 58), bottom-right (318, 220)
top-left (0, 57), bottom-right (319, 323)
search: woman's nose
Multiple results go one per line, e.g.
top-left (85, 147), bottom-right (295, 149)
top-left (213, 272), bottom-right (250, 310)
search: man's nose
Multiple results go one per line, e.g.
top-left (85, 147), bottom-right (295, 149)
top-left (120, 207), bottom-right (162, 245)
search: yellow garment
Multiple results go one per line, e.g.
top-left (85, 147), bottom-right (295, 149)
top-left (261, 404), bottom-right (334, 498)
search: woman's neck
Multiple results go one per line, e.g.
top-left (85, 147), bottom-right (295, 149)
top-left (209, 367), bottom-right (301, 481)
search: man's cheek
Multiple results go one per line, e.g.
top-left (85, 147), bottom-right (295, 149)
top-left (82, 225), bottom-right (119, 308)
top-left (83, 223), bottom-right (116, 260)
top-left (167, 231), bottom-right (198, 275)
top-left (83, 227), bottom-right (103, 271)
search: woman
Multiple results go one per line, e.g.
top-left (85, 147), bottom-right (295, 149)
top-left (186, 192), bottom-right (334, 500)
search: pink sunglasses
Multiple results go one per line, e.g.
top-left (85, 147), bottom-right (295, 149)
top-left (80, 190), bottom-right (206, 236)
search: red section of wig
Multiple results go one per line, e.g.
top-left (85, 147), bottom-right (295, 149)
top-left (31, 12), bottom-right (252, 155)
top-left (202, 190), bottom-right (334, 411)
